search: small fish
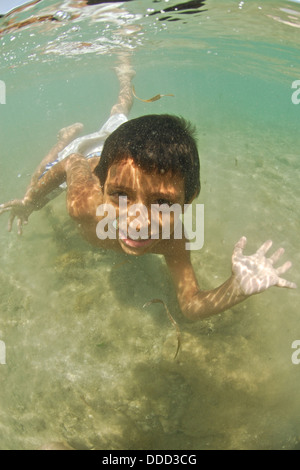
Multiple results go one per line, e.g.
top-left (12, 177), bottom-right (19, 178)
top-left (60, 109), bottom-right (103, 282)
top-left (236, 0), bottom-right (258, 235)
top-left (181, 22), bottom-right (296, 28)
top-left (143, 298), bottom-right (181, 359)
top-left (132, 85), bottom-right (174, 103)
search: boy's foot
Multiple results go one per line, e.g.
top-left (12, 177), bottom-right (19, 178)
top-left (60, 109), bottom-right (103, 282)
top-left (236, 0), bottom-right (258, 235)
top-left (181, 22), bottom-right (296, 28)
top-left (58, 122), bottom-right (84, 143)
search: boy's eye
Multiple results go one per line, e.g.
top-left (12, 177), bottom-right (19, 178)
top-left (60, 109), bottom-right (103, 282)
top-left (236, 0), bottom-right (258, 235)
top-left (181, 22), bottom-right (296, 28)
top-left (109, 191), bottom-right (128, 199)
top-left (154, 199), bottom-right (174, 207)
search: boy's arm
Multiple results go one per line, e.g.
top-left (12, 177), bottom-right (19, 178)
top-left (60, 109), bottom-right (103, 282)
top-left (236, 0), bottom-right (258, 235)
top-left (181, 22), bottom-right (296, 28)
top-left (0, 123), bottom-right (84, 235)
top-left (165, 236), bottom-right (296, 321)
top-left (64, 153), bottom-right (101, 220)
top-left (0, 158), bottom-right (68, 235)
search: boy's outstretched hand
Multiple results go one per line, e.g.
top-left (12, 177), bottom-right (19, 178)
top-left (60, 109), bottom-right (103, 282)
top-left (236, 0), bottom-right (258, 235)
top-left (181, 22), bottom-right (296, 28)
top-left (232, 236), bottom-right (297, 296)
top-left (0, 198), bottom-right (33, 235)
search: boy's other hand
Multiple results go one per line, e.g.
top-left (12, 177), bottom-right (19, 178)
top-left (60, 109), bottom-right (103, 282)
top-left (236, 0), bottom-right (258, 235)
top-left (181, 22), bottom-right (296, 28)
top-left (0, 198), bottom-right (33, 235)
top-left (232, 236), bottom-right (297, 296)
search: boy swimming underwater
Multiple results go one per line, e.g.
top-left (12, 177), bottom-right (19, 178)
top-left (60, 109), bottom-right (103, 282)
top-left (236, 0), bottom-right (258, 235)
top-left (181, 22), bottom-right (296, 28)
top-left (0, 57), bottom-right (296, 320)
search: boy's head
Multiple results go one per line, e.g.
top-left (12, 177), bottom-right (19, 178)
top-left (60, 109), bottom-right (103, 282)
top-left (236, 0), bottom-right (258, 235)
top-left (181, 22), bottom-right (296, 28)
top-left (94, 114), bottom-right (200, 203)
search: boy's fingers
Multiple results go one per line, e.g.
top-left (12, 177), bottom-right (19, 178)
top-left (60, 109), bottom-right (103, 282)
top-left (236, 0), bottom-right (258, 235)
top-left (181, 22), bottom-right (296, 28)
top-left (276, 261), bottom-right (292, 275)
top-left (233, 236), bottom-right (247, 257)
top-left (269, 247), bottom-right (284, 264)
top-left (256, 240), bottom-right (273, 256)
top-left (0, 205), bottom-right (12, 215)
top-left (0, 201), bottom-right (20, 215)
top-left (277, 278), bottom-right (297, 289)
top-left (8, 214), bottom-right (15, 232)
top-left (17, 219), bottom-right (23, 236)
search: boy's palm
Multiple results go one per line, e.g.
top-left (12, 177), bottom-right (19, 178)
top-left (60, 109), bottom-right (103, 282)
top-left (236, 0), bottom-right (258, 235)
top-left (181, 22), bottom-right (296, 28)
top-left (0, 199), bottom-right (32, 235)
top-left (232, 236), bottom-right (297, 296)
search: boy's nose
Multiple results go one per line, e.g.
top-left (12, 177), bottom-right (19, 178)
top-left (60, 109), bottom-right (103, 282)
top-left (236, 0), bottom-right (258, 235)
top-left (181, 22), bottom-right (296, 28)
top-left (128, 204), bottom-right (151, 230)
top-left (118, 203), bottom-right (151, 236)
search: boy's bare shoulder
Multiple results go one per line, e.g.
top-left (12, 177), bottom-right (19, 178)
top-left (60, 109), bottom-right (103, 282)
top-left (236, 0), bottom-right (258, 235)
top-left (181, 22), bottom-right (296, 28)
top-left (88, 156), bottom-right (101, 172)
top-left (67, 157), bottom-right (103, 220)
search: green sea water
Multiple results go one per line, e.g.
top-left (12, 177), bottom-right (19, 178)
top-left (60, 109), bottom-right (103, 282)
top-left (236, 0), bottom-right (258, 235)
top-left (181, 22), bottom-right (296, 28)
top-left (0, 0), bottom-right (299, 450)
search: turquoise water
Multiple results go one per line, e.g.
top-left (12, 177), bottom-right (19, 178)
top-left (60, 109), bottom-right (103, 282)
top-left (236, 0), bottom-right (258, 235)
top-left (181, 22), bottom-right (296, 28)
top-left (0, 0), bottom-right (300, 450)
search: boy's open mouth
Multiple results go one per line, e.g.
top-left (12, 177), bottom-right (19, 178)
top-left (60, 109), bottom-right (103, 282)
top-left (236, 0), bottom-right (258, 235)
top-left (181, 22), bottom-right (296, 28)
top-left (118, 228), bottom-right (155, 249)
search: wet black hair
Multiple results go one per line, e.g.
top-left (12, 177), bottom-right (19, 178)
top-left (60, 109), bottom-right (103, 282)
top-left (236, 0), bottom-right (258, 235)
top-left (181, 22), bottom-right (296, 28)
top-left (94, 114), bottom-right (200, 203)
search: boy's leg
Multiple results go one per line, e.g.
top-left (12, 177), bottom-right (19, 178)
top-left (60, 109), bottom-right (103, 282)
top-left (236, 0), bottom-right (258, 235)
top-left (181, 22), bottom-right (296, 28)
top-left (30, 122), bottom-right (83, 183)
top-left (47, 56), bottom-right (135, 162)
top-left (110, 54), bottom-right (135, 118)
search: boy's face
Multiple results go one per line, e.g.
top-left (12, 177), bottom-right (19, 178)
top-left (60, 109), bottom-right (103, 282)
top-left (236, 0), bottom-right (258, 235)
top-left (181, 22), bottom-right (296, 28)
top-left (103, 158), bottom-right (185, 255)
